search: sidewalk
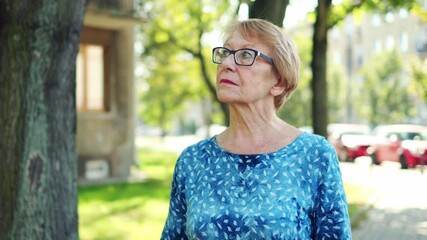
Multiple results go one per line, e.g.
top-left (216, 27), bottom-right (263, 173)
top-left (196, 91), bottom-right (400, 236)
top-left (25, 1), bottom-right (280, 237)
top-left (341, 159), bottom-right (427, 240)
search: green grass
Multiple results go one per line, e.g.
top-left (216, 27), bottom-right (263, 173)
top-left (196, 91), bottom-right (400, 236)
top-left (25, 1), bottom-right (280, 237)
top-left (345, 183), bottom-right (374, 229)
top-left (78, 148), bottom-right (178, 240)
top-left (79, 147), bottom-right (372, 239)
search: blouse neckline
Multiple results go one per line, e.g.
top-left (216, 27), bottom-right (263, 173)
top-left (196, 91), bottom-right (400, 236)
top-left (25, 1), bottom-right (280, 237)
top-left (211, 131), bottom-right (307, 157)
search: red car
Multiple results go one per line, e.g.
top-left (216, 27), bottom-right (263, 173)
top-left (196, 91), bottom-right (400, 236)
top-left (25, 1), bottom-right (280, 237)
top-left (328, 123), bottom-right (372, 162)
top-left (368, 124), bottom-right (427, 169)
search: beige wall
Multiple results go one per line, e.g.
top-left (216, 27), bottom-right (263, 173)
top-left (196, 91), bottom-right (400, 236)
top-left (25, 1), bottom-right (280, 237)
top-left (77, 11), bottom-right (136, 181)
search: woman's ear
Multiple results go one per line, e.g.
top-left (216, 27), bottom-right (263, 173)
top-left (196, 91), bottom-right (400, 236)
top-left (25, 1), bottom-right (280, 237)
top-left (270, 78), bottom-right (286, 97)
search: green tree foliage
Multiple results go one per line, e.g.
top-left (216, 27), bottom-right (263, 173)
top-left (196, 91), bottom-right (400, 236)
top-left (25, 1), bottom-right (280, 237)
top-left (309, 0), bottom-right (419, 136)
top-left (140, 53), bottom-right (201, 134)
top-left (278, 29), bottom-right (347, 127)
top-left (327, 64), bottom-right (347, 123)
top-left (311, 0), bottom-right (332, 137)
top-left (408, 57), bottom-right (427, 102)
top-left (139, 0), bottom-right (422, 133)
top-left (357, 51), bottom-right (415, 125)
top-left (412, 2), bottom-right (427, 21)
top-left (328, 0), bottom-right (418, 28)
top-left (139, 0), bottom-right (232, 132)
top-left (278, 30), bottom-right (312, 127)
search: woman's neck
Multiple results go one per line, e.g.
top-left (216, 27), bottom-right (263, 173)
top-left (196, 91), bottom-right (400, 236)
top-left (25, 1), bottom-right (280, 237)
top-left (216, 105), bottom-right (301, 154)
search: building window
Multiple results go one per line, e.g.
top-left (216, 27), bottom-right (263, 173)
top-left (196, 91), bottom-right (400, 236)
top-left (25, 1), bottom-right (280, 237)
top-left (77, 27), bottom-right (113, 112)
top-left (385, 12), bottom-right (394, 23)
top-left (333, 51), bottom-right (341, 65)
top-left (386, 35), bottom-right (395, 50)
top-left (399, 8), bottom-right (408, 18)
top-left (372, 14), bottom-right (381, 26)
top-left (77, 44), bottom-right (109, 112)
top-left (400, 32), bottom-right (409, 53)
top-left (374, 39), bottom-right (382, 53)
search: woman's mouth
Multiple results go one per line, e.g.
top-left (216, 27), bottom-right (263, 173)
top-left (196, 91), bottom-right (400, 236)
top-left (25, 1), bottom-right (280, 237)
top-left (219, 79), bottom-right (238, 86)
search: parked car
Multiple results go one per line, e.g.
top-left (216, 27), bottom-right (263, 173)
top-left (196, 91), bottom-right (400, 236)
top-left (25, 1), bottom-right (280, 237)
top-left (327, 123), bottom-right (372, 162)
top-left (368, 124), bottom-right (427, 169)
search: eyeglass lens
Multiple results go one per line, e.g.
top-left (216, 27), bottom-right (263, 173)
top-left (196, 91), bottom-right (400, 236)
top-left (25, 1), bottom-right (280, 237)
top-left (213, 48), bottom-right (256, 66)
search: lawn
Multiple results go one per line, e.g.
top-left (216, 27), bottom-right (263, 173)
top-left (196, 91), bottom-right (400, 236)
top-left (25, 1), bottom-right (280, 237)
top-left (345, 182), bottom-right (374, 229)
top-left (79, 147), bottom-right (371, 240)
top-left (78, 148), bottom-right (177, 240)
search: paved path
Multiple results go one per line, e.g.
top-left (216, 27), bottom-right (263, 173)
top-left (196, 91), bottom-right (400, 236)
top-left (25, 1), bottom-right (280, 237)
top-left (341, 158), bottom-right (427, 240)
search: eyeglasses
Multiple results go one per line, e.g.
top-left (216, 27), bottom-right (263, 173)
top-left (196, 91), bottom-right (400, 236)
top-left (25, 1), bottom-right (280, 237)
top-left (212, 47), bottom-right (273, 66)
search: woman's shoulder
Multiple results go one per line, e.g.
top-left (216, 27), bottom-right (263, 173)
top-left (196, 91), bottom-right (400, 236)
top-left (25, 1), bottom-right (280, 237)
top-left (293, 132), bottom-right (337, 162)
top-left (180, 136), bottom-right (218, 157)
top-left (295, 132), bottom-right (330, 148)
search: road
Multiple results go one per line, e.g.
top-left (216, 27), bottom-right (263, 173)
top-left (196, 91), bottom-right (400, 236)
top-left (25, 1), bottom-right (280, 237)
top-left (341, 157), bottom-right (427, 240)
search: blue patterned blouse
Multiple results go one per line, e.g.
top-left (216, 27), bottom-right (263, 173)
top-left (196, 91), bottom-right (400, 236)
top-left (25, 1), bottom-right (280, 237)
top-left (161, 132), bottom-right (352, 239)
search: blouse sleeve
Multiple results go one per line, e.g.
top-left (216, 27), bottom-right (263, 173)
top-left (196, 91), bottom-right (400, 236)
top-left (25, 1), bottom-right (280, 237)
top-left (161, 154), bottom-right (188, 240)
top-left (313, 139), bottom-right (352, 240)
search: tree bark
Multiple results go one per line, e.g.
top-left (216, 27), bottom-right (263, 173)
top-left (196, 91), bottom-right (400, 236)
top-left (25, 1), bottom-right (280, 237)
top-left (0, 0), bottom-right (86, 239)
top-left (249, 0), bottom-right (290, 27)
top-left (311, 0), bottom-right (332, 137)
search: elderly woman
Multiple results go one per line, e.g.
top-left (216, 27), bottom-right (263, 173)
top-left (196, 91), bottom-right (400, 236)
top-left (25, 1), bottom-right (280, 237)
top-left (161, 18), bottom-right (351, 239)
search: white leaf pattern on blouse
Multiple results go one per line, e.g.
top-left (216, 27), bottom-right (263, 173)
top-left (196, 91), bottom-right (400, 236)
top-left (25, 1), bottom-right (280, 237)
top-left (162, 132), bottom-right (352, 240)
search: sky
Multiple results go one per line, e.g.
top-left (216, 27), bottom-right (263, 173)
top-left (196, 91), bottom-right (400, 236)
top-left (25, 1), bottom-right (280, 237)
top-left (283, 0), bottom-right (317, 26)
top-left (237, 1), bottom-right (318, 26)
top-left (204, 0), bottom-right (338, 47)
top-left (239, 0), bottom-right (344, 27)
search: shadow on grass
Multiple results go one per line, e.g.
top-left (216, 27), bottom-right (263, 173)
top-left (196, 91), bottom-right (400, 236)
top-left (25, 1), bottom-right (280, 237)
top-left (349, 202), bottom-right (369, 230)
top-left (79, 178), bottom-right (173, 239)
top-left (78, 147), bottom-right (180, 239)
top-left (79, 178), bottom-right (171, 202)
top-left (79, 147), bottom-right (178, 202)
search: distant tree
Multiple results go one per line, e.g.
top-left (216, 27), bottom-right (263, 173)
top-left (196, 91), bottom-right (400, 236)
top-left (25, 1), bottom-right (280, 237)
top-left (248, 0), bottom-right (289, 27)
top-left (277, 30), bottom-right (312, 127)
top-left (412, 2), bottom-right (427, 21)
top-left (357, 51), bottom-right (415, 125)
top-left (310, 0), bottom-right (419, 136)
top-left (0, 0), bottom-right (85, 239)
top-left (280, 15), bottom-right (346, 127)
top-left (311, 0), bottom-right (333, 137)
top-left (140, 0), bottom-right (421, 133)
top-left (139, 0), bottom-right (231, 130)
top-left (139, 49), bottom-right (202, 134)
top-left (243, 0), bottom-right (362, 136)
top-left (408, 4), bottom-right (427, 103)
top-left (408, 57), bottom-right (427, 103)
top-left (327, 64), bottom-right (347, 123)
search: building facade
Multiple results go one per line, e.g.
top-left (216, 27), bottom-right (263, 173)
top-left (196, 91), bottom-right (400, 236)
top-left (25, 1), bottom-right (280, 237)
top-left (77, 0), bottom-right (143, 182)
top-left (328, 7), bottom-right (427, 124)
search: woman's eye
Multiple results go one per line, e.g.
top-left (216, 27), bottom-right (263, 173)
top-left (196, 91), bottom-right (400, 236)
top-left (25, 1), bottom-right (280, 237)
top-left (241, 50), bottom-right (254, 59)
top-left (220, 50), bottom-right (230, 57)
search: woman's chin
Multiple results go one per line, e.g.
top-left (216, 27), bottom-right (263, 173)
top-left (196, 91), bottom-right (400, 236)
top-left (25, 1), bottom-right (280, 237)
top-left (216, 92), bottom-right (237, 104)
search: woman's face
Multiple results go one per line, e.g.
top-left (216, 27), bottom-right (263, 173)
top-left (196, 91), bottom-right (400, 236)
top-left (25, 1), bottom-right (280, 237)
top-left (216, 31), bottom-right (281, 109)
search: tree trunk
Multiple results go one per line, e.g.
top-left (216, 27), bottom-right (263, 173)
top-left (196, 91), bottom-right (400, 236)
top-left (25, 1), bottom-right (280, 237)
top-left (311, 0), bottom-right (332, 137)
top-left (249, 0), bottom-right (290, 27)
top-left (0, 1), bottom-right (85, 239)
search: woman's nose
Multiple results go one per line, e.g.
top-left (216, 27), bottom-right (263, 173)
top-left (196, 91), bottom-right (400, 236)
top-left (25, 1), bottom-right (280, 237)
top-left (221, 54), bottom-right (236, 68)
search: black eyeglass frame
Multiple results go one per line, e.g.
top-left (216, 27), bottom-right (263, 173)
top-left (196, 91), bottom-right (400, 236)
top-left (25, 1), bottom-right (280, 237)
top-left (212, 47), bottom-right (273, 66)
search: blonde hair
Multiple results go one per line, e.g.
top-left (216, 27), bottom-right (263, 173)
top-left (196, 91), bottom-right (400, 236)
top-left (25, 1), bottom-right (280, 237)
top-left (223, 19), bottom-right (300, 110)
